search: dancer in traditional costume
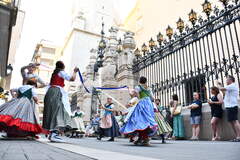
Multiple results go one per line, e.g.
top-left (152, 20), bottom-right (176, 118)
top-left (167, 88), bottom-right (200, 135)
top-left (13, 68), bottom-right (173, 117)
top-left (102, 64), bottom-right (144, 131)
top-left (120, 76), bottom-right (158, 146)
top-left (121, 90), bottom-right (139, 142)
top-left (42, 61), bottom-right (79, 142)
top-left (0, 80), bottom-right (42, 139)
top-left (124, 90), bottom-right (139, 123)
top-left (21, 62), bottom-right (47, 122)
top-left (71, 107), bottom-right (86, 137)
top-left (97, 98), bottom-right (120, 141)
top-left (21, 63), bottom-right (47, 87)
top-left (154, 99), bottom-right (172, 144)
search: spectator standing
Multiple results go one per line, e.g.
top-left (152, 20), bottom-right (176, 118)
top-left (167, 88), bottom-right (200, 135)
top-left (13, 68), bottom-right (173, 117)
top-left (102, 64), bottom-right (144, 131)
top-left (187, 92), bottom-right (202, 140)
top-left (217, 76), bottom-right (240, 142)
top-left (170, 94), bottom-right (185, 140)
top-left (208, 87), bottom-right (223, 141)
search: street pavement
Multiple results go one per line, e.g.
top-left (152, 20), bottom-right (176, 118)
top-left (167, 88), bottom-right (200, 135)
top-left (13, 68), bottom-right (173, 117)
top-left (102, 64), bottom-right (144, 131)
top-left (0, 139), bottom-right (93, 160)
top-left (0, 137), bottom-right (239, 160)
top-left (44, 137), bottom-right (240, 160)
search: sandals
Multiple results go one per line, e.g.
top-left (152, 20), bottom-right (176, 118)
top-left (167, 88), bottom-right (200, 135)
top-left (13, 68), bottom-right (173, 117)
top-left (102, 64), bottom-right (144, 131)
top-left (230, 138), bottom-right (240, 142)
top-left (212, 137), bottom-right (221, 141)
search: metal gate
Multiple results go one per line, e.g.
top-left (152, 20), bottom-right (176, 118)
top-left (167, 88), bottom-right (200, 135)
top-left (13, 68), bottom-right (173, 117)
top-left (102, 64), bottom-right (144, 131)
top-left (133, 1), bottom-right (240, 106)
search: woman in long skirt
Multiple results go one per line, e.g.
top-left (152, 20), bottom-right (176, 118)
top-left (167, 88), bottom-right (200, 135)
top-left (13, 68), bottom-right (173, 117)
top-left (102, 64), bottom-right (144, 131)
top-left (154, 101), bottom-right (172, 143)
top-left (120, 76), bottom-right (158, 146)
top-left (97, 98), bottom-right (120, 141)
top-left (42, 61), bottom-right (79, 142)
top-left (0, 80), bottom-right (42, 138)
top-left (170, 94), bottom-right (185, 139)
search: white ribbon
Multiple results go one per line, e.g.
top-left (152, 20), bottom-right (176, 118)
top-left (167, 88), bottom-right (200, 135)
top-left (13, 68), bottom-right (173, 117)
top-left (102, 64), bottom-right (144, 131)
top-left (100, 90), bottom-right (127, 110)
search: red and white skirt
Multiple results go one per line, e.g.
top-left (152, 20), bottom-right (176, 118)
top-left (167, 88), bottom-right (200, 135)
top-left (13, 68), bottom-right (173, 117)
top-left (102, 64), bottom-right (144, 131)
top-left (0, 97), bottom-right (42, 137)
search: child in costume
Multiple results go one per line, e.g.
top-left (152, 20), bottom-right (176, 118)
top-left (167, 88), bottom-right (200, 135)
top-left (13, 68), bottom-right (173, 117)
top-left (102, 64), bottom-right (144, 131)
top-left (72, 107), bottom-right (86, 136)
top-left (0, 80), bottom-right (42, 139)
top-left (122, 89), bottom-right (139, 142)
top-left (120, 76), bottom-right (158, 146)
top-left (154, 100), bottom-right (172, 143)
top-left (97, 98), bottom-right (120, 141)
top-left (124, 90), bottom-right (139, 123)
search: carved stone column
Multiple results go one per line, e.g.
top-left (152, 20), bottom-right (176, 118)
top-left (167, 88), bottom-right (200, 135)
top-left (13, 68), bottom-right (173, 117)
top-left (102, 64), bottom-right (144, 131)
top-left (116, 31), bottom-right (137, 106)
top-left (101, 27), bottom-right (119, 88)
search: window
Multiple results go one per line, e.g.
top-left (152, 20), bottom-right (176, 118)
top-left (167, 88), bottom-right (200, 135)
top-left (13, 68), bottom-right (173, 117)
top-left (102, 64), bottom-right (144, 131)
top-left (42, 47), bottom-right (55, 54)
top-left (184, 74), bottom-right (206, 104)
top-left (41, 59), bottom-right (54, 66)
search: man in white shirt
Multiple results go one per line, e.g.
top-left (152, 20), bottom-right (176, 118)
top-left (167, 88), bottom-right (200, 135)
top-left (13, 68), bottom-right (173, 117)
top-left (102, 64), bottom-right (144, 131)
top-left (21, 63), bottom-right (47, 87)
top-left (218, 76), bottom-right (240, 142)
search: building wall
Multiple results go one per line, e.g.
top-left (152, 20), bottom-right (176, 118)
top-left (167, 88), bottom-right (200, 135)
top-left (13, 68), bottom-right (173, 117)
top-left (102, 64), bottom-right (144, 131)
top-left (3, 10), bottom-right (25, 90)
top-left (8, 10), bottom-right (25, 68)
top-left (124, 0), bottom-right (222, 48)
top-left (62, 29), bottom-right (100, 76)
top-left (0, 6), bottom-right (11, 81)
top-left (72, 0), bottom-right (117, 35)
top-left (60, 0), bottom-right (121, 93)
top-left (0, 8), bottom-right (25, 90)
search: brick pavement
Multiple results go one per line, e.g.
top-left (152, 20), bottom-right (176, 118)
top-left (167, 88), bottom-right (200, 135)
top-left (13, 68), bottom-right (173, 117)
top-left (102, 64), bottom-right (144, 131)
top-left (0, 139), bottom-right (94, 160)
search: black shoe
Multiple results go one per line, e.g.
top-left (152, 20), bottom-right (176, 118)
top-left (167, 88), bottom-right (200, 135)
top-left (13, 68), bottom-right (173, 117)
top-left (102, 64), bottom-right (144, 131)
top-left (97, 136), bottom-right (102, 140)
top-left (134, 139), bottom-right (142, 145)
top-left (108, 138), bottom-right (114, 141)
top-left (142, 139), bottom-right (150, 146)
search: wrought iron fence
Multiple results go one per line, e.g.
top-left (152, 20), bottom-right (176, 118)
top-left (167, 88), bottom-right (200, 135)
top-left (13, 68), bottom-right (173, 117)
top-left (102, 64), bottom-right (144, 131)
top-left (133, 1), bottom-right (240, 107)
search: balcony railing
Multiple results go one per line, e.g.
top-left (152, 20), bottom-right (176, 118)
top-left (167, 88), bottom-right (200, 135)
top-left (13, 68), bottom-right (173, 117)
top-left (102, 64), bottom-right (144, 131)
top-left (0, 0), bottom-right (20, 8)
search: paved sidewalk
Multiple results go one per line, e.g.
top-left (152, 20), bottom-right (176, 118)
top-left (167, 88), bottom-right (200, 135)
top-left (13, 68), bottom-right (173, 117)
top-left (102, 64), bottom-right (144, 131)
top-left (0, 139), bottom-right (93, 160)
top-left (1, 137), bottom-right (240, 160)
top-left (40, 138), bottom-right (160, 160)
top-left (55, 137), bottom-right (240, 160)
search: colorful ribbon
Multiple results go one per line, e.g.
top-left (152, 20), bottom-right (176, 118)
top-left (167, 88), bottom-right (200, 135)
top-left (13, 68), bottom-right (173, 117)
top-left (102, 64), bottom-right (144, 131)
top-left (95, 86), bottom-right (128, 90)
top-left (78, 71), bottom-right (128, 93)
top-left (78, 71), bottom-right (91, 93)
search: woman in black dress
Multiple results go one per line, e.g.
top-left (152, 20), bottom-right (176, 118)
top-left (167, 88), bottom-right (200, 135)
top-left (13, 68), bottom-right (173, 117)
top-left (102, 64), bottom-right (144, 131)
top-left (208, 87), bottom-right (223, 141)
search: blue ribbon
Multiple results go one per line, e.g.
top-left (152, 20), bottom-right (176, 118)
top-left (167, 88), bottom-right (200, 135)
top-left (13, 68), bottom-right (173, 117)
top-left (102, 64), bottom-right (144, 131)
top-left (78, 71), bottom-right (91, 93)
top-left (95, 86), bottom-right (128, 90)
top-left (78, 71), bottom-right (128, 93)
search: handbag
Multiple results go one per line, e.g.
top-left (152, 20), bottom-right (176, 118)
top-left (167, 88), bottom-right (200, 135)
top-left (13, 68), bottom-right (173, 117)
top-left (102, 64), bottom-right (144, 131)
top-left (170, 105), bottom-right (182, 115)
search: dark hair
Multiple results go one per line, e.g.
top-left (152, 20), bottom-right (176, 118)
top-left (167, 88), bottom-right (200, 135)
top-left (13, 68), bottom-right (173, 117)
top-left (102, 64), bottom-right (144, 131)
top-left (53, 61), bottom-right (65, 74)
top-left (228, 75), bottom-right (235, 82)
top-left (172, 94), bottom-right (178, 101)
top-left (0, 87), bottom-right (3, 93)
top-left (50, 61), bottom-right (65, 83)
top-left (155, 98), bottom-right (160, 102)
top-left (210, 86), bottom-right (220, 95)
top-left (193, 92), bottom-right (200, 99)
top-left (139, 76), bottom-right (147, 84)
top-left (26, 80), bottom-right (37, 87)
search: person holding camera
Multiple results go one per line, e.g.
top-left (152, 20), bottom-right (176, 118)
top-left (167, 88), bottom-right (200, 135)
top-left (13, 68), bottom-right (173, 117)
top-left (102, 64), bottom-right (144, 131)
top-left (217, 76), bottom-right (240, 142)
